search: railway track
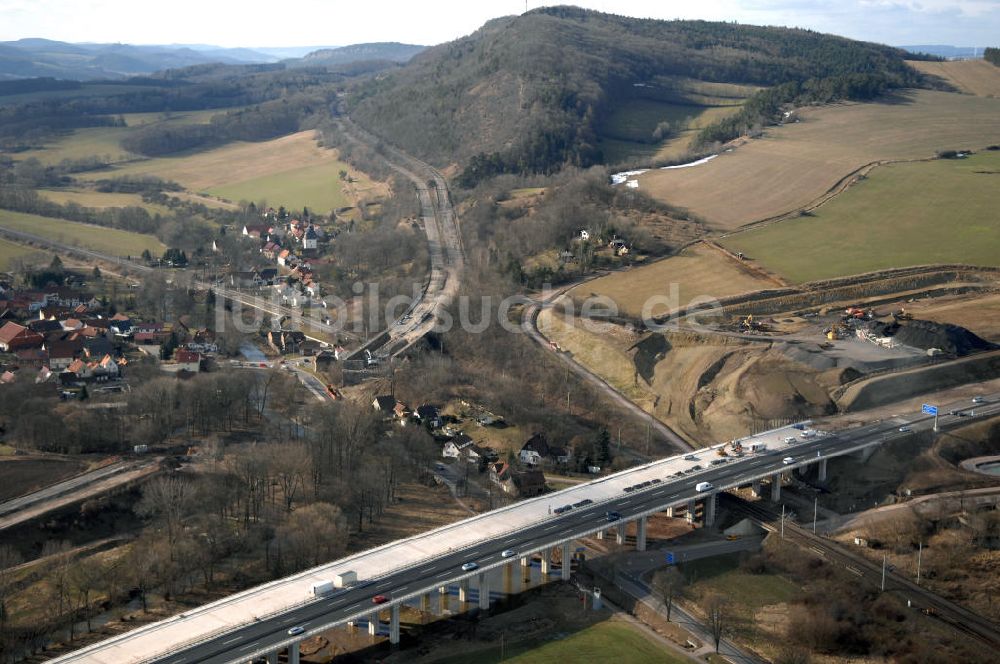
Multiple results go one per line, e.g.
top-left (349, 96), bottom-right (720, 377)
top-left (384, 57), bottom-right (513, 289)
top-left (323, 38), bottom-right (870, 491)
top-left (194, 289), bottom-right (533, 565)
top-left (725, 494), bottom-right (1000, 649)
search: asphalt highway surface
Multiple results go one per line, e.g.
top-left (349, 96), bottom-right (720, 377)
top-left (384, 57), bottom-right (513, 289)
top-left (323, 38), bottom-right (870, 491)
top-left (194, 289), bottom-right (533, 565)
top-left (146, 392), bottom-right (1000, 664)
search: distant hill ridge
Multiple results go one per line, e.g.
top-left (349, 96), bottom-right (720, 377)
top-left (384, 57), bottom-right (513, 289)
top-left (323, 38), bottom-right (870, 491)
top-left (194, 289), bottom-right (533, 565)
top-left (346, 5), bottom-right (925, 185)
top-left (0, 39), bottom-right (424, 81)
top-left (297, 43), bottom-right (425, 67)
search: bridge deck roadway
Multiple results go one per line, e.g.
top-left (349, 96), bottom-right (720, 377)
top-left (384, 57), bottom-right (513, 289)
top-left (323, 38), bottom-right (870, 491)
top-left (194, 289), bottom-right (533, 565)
top-left (52, 395), bottom-right (1000, 663)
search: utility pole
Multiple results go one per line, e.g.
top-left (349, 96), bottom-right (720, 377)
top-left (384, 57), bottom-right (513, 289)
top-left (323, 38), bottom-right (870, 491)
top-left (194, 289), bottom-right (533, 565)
top-left (916, 541), bottom-right (922, 584)
top-left (780, 504), bottom-right (785, 540)
top-left (881, 553), bottom-right (887, 591)
top-left (813, 497), bottom-right (818, 534)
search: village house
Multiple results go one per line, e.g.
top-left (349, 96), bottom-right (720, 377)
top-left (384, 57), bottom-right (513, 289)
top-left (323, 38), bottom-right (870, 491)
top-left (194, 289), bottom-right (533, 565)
top-left (414, 404), bottom-right (443, 429)
top-left (518, 432), bottom-right (571, 466)
top-left (45, 339), bottom-right (84, 371)
top-left (0, 322), bottom-right (44, 352)
top-left (268, 329), bottom-right (306, 355)
top-left (174, 350), bottom-right (202, 373)
top-left (372, 395), bottom-right (399, 413)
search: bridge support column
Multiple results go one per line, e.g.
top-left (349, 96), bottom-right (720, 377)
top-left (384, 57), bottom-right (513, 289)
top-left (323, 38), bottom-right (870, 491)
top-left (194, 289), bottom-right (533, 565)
top-left (817, 458), bottom-right (828, 482)
top-left (289, 642), bottom-right (300, 664)
top-left (389, 604), bottom-right (400, 644)
top-left (266, 652), bottom-right (278, 664)
top-left (770, 473), bottom-right (782, 502)
top-left (615, 526), bottom-right (626, 545)
top-left (596, 529), bottom-right (605, 540)
top-left (561, 542), bottom-right (572, 581)
top-left (540, 551), bottom-right (551, 575)
top-left (751, 479), bottom-right (762, 497)
top-left (479, 572), bottom-right (491, 609)
top-left (665, 506), bottom-right (674, 518)
top-left (705, 493), bottom-right (717, 527)
top-left (855, 445), bottom-right (877, 463)
top-left (458, 579), bottom-right (469, 603)
top-left (368, 612), bottom-right (379, 636)
top-left (636, 516), bottom-right (647, 551)
top-left (420, 593), bottom-right (431, 613)
top-left (504, 562), bottom-right (513, 594)
top-left (686, 500), bottom-right (696, 525)
top-left (521, 555), bottom-right (530, 567)
top-left (438, 584), bottom-right (448, 594)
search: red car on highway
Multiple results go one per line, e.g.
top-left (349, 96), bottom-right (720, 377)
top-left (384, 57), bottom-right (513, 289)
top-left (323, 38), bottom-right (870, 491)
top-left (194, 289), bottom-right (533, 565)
top-left (372, 595), bottom-right (388, 604)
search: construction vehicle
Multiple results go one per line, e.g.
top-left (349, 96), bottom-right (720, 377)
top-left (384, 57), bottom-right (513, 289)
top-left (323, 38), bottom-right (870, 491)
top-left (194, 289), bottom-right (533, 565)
top-left (893, 308), bottom-right (913, 321)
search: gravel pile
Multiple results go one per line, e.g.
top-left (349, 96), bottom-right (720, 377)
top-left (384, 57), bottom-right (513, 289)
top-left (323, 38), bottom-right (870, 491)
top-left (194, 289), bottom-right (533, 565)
top-left (871, 319), bottom-right (995, 356)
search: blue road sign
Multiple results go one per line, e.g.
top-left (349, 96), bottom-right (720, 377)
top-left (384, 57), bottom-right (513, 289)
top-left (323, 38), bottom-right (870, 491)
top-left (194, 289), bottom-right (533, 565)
top-left (665, 552), bottom-right (675, 565)
top-left (921, 404), bottom-right (938, 416)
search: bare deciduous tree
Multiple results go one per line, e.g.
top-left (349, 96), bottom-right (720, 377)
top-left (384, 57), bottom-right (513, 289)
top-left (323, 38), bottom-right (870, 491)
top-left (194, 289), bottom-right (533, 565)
top-left (652, 566), bottom-right (685, 622)
top-left (703, 592), bottom-right (729, 653)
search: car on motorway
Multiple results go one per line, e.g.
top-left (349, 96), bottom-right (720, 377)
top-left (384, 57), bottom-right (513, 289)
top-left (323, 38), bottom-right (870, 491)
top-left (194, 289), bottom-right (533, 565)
top-left (287, 626), bottom-right (306, 636)
top-left (784, 436), bottom-right (796, 444)
top-left (501, 549), bottom-right (516, 558)
top-left (461, 562), bottom-right (479, 572)
top-left (606, 511), bottom-right (621, 521)
top-left (782, 457), bottom-right (795, 465)
top-left (898, 426), bottom-right (912, 432)
top-left (623, 486), bottom-right (636, 493)
top-left (651, 478), bottom-right (662, 484)
top-left (372, 595), bottom-right (388, 604)
top-left (684, 454), bottom-right (697, 461)
top-left (973, 396), bottom-right (986, 404)
top-left (690, 464), bottom-right (702, 471)
top-left (573, 499), bottom-right (594, 508)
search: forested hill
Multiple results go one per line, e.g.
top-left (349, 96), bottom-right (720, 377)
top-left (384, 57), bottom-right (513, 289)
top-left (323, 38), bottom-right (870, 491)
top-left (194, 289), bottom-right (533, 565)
top-left (345, 5), bottom-right (923, 186)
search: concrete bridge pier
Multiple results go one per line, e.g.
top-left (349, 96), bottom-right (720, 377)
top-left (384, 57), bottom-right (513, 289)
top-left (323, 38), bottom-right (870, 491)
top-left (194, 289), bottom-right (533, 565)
top-left (615, 526), bottom-right (626, 545)
top-left (266, 651), bottom-right (279, 664)
top-left (596, 529), bottom-right (605, 539)
top-left (540, 552), bottom-right (551, 575)
top-left (770, 473), bottom-right (782, 501)
top-left (817, 458), bottom-right (828, 482)
top-left (420, 593), bottom-right (431, 614)
top-left (561, 542), bottom-right (572, 581)
top-left (636, 516), bottom-right (647, 551)
top-left (520, 555), bottom-right (530, 567)
top-left (705, 493), bottom-right (717, 527)
top-left (685, 500), bottom-right (696, 525)
top-left (665, 505), bottom-right (674, 517)
top-left (458, 579), bottom-right (470, 603)
top-left (368, 611), bottom-right (379, 636)
top-left (751, 479), bottom-right (762, 497)
top-left (479, 572), bottom-right (491, 609)
top-left (389, 604), bottom-right (400, 644)
top-left (503, 562), bottom-right (513, 594)
top-left (289, 642), bottom-right (300, 664)
top-left (855, 445), bottom-right (877, 463)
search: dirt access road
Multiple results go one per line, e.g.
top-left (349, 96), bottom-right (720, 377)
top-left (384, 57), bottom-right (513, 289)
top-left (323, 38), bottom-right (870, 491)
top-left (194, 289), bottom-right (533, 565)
top-left (0, 458), bottom-right (160, 531)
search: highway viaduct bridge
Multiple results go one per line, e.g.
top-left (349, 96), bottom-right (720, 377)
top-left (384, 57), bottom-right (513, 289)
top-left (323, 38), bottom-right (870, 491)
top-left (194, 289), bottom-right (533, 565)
top-left (55, 397), bottom-right (1000, 664)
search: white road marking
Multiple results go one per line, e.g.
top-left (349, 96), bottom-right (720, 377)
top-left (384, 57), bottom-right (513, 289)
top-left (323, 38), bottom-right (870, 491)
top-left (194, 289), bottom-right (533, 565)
top-left (222, 636), bottom-right (242, 645)
top-left (420, 566), bottom-right (436, 573)
top-left (238, 641), bottom-right (259, 651)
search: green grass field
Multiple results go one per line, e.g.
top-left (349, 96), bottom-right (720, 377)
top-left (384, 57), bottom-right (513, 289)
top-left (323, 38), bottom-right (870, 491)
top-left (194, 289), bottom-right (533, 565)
top-left (39, 189), bottom-right (172, 215)
top-left (721, 151), bottom-right (1000, 283)
top-left (0, 238), bottom-right (42, 270)
top-left (430, 620), bottom-right (686, 664)
top-left (681, 554), bottom-right (799, 609)
top-left (0, 210), bottom-right (165, 258)
top-left (207, 160), bottom-right (351, 211)
top-left (18, 109), bottom-right (232, 165)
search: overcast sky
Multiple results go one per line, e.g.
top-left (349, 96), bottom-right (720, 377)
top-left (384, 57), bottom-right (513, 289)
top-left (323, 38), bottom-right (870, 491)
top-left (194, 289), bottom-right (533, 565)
top-left (1, 0), bottom-right (997, 48)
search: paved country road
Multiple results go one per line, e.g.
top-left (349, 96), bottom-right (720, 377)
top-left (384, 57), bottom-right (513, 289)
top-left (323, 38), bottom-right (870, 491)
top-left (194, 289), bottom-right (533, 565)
top-left (522, 288), bottom-right (694, 453)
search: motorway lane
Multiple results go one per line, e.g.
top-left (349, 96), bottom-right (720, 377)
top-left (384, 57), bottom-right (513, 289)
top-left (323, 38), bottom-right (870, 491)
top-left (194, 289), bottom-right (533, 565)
top-left (94, 394), bottom-right (1000, 663)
